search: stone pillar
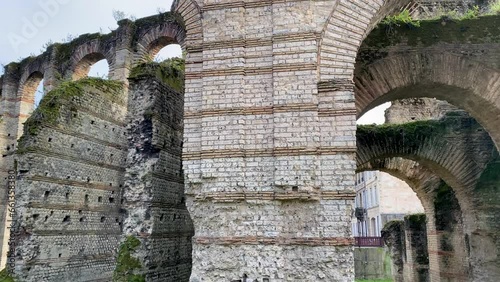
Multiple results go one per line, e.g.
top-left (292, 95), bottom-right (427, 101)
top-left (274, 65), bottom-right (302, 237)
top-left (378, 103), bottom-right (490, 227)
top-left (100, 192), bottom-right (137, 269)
top-left (180, 2), bottom-right (357, 280)
top-left (433, 182), bottom-right (469, 281)
top-left (403, 214), bottom-right (429, 282)
top-left (382, 220), bottom-right (405, 282)
top-left (0, 66), bottom-right (21, 269)
top-left (119, 75), bottom-right (194, 281)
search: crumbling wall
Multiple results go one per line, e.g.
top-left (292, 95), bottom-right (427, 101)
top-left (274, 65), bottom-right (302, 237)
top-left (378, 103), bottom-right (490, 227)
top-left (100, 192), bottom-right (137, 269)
top-left (115, 60), bottom-right (193, 282)
top-left (382, 215), bottom-right (430, 282)
top-left (403, 214), bottom-right (429, 282)
top-left (382, 220), bottom-right (405, 282)
top-left (385, 98), bottom-right (460, 124)
top-left (11, 79), bottom-right (128, 281)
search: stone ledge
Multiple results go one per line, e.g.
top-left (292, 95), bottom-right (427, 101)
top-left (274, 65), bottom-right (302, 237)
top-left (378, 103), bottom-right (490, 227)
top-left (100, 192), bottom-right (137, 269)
top-left (194, 190), bottom-right (356, 202)
top-left (194, 236), bottom-right (355, 246)
top-left (183, 146), bottom-right (356, 160)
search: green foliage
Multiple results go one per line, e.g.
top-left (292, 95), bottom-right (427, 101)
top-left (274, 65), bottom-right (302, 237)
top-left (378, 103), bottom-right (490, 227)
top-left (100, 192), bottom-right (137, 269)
top-left (113, 236), bottom-right (145, 282)
top-left (129, 58), bottom-right (185, 92)
top-left (490, 0), bottom-right (500, 14)
top-left (54, 32), bottom-right (115, 67)
top-left (364, 14), bottom-right (500, 49)
top-left (461, 5), bottom-right (480, 20)
top-left (0, 268), bottom-right (15, 282)
top-left (405, 213), bottom-right (426, 230)
top-left (20, 78), bottom-right (123, 139)
top-left (382, 9), bottom-right (420, 29)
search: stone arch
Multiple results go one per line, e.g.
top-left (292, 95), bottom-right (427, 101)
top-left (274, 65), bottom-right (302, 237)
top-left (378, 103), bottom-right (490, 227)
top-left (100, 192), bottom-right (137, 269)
top-left (68, 40), bottom-right (114, 80)
top-left (357, 116), bottom-right (495, 212)
top-left (357, 118), bottom-right (499, 279)
top-left (319, 0), bottom-right (410, 80)
top-left (357, 157), bottom-right (470, 280)
top-left (355, 53), bottom-right (500, 150)
top-left (134, 22), bottom-right (186, 62)
top-left (171, 0), bottom-right (202, 47)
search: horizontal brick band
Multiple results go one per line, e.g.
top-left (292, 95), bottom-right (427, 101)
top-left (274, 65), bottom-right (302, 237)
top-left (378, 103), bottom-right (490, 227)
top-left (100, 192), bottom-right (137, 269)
top-left (22, 253), bottom-right (116, 264)
top-left (202, 0), bottom-right (321, 11)
top-left (194, 190), bottom-right (356, 202)
top-left (201, 32), bottom-right (318, 50)
top-left (183, 146), bottom-right (356, 160)
top-left (27, 202), bottom-right (120, 214)
top-left (185, 103), bottom-right (330, 118)
top-left (195, 236), bottom-right (355, 246)
top-left (318, 79), bottom-right (355, 92)
top-left (185, 63), bottom-right (316, 79)
top-left (27, 176), bottom-right (119, 192)
top-left (20, 148), bottom-right (125, 172)
top-left (28, 230), bottom-right (121, 236)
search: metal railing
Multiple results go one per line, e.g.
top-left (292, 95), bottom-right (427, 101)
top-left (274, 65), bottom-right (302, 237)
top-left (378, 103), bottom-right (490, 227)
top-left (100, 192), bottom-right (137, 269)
top-left (355, 236), bottom-right (384, 247)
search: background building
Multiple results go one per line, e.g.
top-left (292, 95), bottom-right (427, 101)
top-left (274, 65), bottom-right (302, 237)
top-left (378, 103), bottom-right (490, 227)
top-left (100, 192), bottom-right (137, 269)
top-left (352, 171), bottom-right (425, 237)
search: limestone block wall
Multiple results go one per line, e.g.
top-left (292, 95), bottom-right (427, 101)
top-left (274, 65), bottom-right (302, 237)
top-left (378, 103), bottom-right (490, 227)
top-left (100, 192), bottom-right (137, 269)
top-left (175, 1), bottom-right (361, 281)
top-left (385, 98), bottom-right (460, 125)
top-left (11, 81), bottom-right (128, 281)
top-left (120, 74), bottom-right (193, 281)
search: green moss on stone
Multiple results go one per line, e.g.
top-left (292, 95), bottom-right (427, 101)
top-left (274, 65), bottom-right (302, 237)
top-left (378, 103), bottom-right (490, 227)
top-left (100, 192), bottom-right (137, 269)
top-left (18, 78), bottom-right (123, 150)
top-left (0, 268), bottom-right (15, 282)
top-left (53, 31), bottom-right (116, 65)
top-left (113, 236), bottom-right (145, 282)
top-left (363, 14), bottom-right (500, 49)
top-left (129, 58), bottom-right (185, 92)
top-left (405, 213), bottom-right (426, 231)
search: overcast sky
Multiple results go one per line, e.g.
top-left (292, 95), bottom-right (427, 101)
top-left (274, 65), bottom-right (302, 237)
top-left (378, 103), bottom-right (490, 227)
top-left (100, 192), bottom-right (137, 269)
top-left (0, 0), bottom-right (387, 123)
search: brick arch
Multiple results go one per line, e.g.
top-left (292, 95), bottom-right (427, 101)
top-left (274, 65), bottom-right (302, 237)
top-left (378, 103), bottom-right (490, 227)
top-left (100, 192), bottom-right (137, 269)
top-left (357, 126), bottom-right (494, 279)
top-left (134, 22), bottom-right (186, 63)
top-left (68, 40), bottom-right (114, 80)
top-left (355, 53), bottom-right (500, 150)
top-left (319, 0), bottom-right (410, 80)
top-left (356, 116), bottom-right (495, 212)
top-left (171, 0), bottom-right (202, 48)
top-left (357, 157), bottom-right (439, 206)
top-left (17, 57), bottom-right (49, 100)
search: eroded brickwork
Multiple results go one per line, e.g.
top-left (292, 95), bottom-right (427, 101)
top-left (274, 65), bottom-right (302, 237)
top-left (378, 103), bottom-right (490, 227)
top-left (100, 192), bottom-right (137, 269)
top-left (12, 81), bottom-right (128, 281)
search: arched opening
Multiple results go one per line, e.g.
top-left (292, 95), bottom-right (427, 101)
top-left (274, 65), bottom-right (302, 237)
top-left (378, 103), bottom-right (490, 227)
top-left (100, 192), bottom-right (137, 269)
top-left (357, 102), bottom-right (391, 125)
top-left (72, 53), bottom-right (109, 80)
top-left (34, 79), bottom-right (45, 109)
top-left (19, 72), bottom-right (44, 130)
top-left (87, 59), bottom-right (110, 79)
top-left (152, 43), bottom-right (182, 62)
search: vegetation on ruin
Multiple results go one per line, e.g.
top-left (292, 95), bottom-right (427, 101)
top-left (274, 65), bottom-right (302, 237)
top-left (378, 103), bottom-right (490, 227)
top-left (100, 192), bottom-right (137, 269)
top-left (364, 13), bottom-right (500, 50)
top-left (18, 78), bottom-right (123, 147)
top-left (357, 114), bottom-right (481, 153)
top-left (122, 11), bottom-right (183, 51)
top-left (382, 9), bottom-right (420, 29)
top-left (129, 58), bottom-right (185, 92)
top-left (113, 236), bottom-right (145, 282)
top-left (404, 213), bottom-right (426, 230)
top-left (54, 32), bottom-right (116, 67)
top-left (0, 269), bottom-right (15, 282)
top-left (491, 0), bottom-right (500, 14)
top-left (474, 152), bottom-right (500, 225)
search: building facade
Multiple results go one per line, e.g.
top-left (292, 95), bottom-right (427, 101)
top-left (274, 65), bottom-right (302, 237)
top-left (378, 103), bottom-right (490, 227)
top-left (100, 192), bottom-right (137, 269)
top-left (352, 171), bottom-right (425, 237)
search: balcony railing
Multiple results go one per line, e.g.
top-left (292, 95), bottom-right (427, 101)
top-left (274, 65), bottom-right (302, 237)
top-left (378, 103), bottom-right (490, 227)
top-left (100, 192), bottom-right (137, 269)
top-left (355, 236), bottom-right (384, 247)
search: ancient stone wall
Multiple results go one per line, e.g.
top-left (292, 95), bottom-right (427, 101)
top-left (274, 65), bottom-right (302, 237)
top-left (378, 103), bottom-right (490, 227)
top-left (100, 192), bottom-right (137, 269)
top-left (118, 64), bottom-right (193, 281)
top-left (385, 98), bottom-right (460, 124)
top-left (11, 80), bottom-right (128, 281)
top-left (382, 214), bottom-right (430, 282)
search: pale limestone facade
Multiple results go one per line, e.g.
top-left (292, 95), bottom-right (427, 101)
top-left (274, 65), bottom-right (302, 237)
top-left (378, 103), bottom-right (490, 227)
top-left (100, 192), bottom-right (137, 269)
top-left (352, 171), bottom-right (424, 237)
